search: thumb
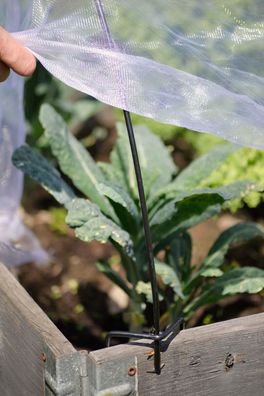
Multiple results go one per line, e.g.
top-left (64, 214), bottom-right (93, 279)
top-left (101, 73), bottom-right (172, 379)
top-left (0, 27), bottom-right (36, 77)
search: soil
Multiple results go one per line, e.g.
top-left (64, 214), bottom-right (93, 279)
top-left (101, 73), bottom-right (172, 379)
top-left (18, 207), bottom-right (129, 351)
top-left (16, 112), bottom-right (264, 352)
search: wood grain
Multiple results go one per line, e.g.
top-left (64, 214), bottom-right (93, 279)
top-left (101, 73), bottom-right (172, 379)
top-left (0, 263), bottom-right (75, 396)
top-left (91, 312), bottom-right (264, 395)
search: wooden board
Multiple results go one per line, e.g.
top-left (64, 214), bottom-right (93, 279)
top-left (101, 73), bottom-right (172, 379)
top-left (90, 312), bottom-right (264, 395)
top-left (0, 263), bottom-right (77, 396)
top-left (1, 261), bottom-right (264, 395)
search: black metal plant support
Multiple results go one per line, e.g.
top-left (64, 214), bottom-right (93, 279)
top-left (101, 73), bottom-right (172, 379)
top-left (95, 0), bottom-right (183, 374)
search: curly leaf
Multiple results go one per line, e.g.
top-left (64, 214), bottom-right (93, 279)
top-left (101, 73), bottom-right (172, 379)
top-left (66, 198), bottom-right (134, 258)
top-left (200, 147), bottom-right (264, 211)
top-left (12, 145), bottom-right (75, 206)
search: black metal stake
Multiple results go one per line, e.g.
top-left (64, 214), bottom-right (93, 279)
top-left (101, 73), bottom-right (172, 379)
top-left (94, 0), bottom-right (183, 374)
top-left (123, 110), bottom-right (161, 373)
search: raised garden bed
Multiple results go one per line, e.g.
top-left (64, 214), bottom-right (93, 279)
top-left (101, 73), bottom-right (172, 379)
top-left (1, 262), bottom-right (263, 396)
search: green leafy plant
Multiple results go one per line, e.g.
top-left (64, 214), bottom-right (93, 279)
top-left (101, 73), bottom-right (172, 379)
top-left (201, 147), bottom-right (264, 211)
top-left (122, 113), bottom-right (264, 211)
top-left (13, 104), bottom-right (264, 329)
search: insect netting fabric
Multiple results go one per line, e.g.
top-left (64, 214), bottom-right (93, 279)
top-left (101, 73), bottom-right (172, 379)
top-left (13, 0), bottom-right (264, 149)
top-left (0, 0), bottom-right (49, 266)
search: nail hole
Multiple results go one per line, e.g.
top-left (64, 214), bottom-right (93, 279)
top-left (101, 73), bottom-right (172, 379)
top-left (41, 352), bottom-right (47, 362)
top-left (128, 367), bottom-right (136, 376)
top-left (225, 353), bottom-right (234, 370)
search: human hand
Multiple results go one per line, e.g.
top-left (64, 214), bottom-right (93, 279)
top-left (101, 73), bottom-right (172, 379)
top-left (0, 27), bottom-right (36, 82)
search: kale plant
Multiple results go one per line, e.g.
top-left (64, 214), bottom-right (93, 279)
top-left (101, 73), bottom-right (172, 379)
top-left (13, 104), bottom-right (264, 328)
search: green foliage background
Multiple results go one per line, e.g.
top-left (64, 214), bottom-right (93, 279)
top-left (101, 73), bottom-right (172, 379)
top-left (117, 111), bottom-right (264, 211)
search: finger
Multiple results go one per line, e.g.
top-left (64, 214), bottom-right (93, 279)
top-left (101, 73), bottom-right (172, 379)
top-left (0, 27), bottom-right (36, 77)
top-left (0, 60), bottom-right (10, 82)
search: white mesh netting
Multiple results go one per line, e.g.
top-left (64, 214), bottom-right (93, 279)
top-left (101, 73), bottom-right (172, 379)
top-left (13, 0), bottom-right (264, 148)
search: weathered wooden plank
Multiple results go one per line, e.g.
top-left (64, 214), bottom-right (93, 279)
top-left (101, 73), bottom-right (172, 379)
top-left (90, 312), bottom-right (264, 395)
top-left (0, 263), bottom-right (78, 396)
top-left (1, 261), bottom-right (264, 395)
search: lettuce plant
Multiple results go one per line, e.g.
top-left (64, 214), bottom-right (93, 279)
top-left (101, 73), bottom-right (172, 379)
top-left (13, 104), bottom-right (264, 328)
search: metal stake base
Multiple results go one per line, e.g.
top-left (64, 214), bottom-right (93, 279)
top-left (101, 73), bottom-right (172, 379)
top-left (106, 317), bottom-right (184, 374)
